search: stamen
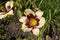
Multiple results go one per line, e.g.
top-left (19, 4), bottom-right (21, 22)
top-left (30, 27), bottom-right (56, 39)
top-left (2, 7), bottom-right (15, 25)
top-left (29, 18), bottom-right (37, 26)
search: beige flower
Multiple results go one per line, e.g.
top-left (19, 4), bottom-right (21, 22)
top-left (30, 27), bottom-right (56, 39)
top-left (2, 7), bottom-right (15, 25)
top-left (19, 9), bottom-right (45, 36)
top-left (0, 1), bottom-right (14, 19)
top-left (5, 1), bottom-right (13, 11)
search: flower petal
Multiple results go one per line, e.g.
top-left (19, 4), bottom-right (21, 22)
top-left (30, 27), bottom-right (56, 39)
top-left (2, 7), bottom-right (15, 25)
top-left (5, 1), bottom-right (13, 10)
top-left (35, 10), bottom-right (43, 18)
top-left (32, 28), bottom-right (39, 36)
top-left (0, 12), bottom-right (7, 19)
top-left (21, 23), bottom-right (32, 32)
top-left (0, 15), bottom-right (7, 19)
top-left (7, 10), bottom-right (14, 15)
top-left (37, 17), bottom-right (45, 28)
top-left (19, 17), bottom-right (26, 22)
top-left (24, 9), bottom-right (34, 16)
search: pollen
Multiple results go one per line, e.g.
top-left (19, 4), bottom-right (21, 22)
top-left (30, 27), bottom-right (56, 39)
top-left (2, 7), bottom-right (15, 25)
top-left (29, 18), bottom-right (37, 26)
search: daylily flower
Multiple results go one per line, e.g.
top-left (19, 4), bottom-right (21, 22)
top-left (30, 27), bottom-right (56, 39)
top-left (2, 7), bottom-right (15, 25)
top-left (19, 9), bottom-right (45, 36)
top-left (0, 1), bottom-right (14, 19)
top-left (5, 1), bottom-right (13, 12)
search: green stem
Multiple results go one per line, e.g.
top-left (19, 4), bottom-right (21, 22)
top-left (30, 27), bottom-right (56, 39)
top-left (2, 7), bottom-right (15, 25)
top-left (38, 0), bottom-right (44, 8)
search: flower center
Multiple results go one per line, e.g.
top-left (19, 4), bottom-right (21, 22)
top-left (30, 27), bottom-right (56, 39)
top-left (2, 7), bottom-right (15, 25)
top-left (7, 5), bottom-right (11, 9)
top-left (29, 18), bottom-right (37, 26)
top-left (25, 14), bottom-right (40, 28)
